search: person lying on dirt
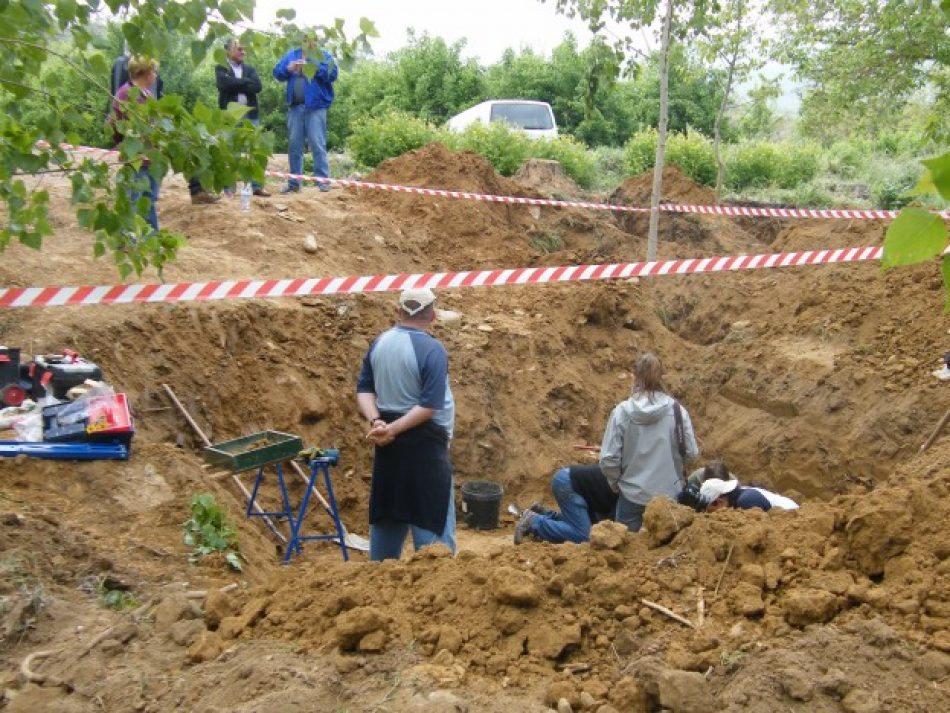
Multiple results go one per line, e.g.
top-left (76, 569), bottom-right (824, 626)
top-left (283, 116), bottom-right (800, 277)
top-left (600, 352), bottom-right (700, 532)
top-left (513, 464), bottom-right (618, 545)
top-left (699, 477), bottom-right (799, 512)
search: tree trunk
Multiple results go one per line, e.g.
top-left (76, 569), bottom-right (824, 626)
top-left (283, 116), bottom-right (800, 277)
top-left (646, 0), bottom-right (675, 261)
top-left (714, 0), bottom-right (744, 204)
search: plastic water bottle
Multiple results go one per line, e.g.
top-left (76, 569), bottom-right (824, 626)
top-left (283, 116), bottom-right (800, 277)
top-left (240, 182), bottom-right (252, 212)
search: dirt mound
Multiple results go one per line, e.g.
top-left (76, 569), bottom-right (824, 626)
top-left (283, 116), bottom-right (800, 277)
top-left (610, 165), bottom-right (718, 208)
top-left (608, 166), bottom-right (766, 257)
top-left (224, 443), bottom-right (949, 711)
top-left (1, 146), bottom-right (949, 712)
top-left (513, 158), bottom-right (585, 200)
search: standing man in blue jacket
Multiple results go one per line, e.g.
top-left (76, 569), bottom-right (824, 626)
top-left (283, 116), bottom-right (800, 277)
top-left (272, 37), bottom-right (338, 194)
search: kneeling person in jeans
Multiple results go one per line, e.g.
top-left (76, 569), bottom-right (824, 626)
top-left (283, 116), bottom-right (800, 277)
top-left (515, 464), bottom-right (618, 544)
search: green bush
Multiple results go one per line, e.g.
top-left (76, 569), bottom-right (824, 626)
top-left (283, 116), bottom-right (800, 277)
top-left (348, 111), bottom-right (440, 168)
top-left (725, 142), bottom-right (781, 189)
top-left (443, 122), bottom-right (532, 176)
top-left (531, 135), bottom-right (597, 188)
top-left (623, 129), bottom-right (715, 186)
top-left (590, 145), bottom-right (627, 192)
top-left (789, 181), bottom-right (835, 208)
top-left (827, 139), bottom-right (871, 178)
top-left (666, 131), bottom-right (716, 186)
top-left (624, 128), bottom-right (659, 176)
top-left (775, 142), bottom-right (822, 189)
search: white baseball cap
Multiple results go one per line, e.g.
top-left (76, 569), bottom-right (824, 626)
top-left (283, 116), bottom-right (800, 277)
top-left (399, 287), bottom-right (436, 316)
top-left (699, 478), bottom-right (739, 503)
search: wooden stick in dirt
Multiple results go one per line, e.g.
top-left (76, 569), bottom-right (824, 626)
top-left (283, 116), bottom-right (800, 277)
top-left (161, 383), bottom-right (287, 544)
top-left (919, 407), bottom-right (950, 455)
top-left (20, 650), bottom-right (72, 691)
top-left (714, 543), bottom-right (735, 598)
top-left (640, 598), bottom-right (696, 629)
top-left (572, 444), bottom-right (601, 452)
top-left (698, 588), bottom-right (706, 626)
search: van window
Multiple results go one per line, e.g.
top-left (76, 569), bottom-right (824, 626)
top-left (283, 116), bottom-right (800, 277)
top-left (489, 103), bottom-right (554, 131)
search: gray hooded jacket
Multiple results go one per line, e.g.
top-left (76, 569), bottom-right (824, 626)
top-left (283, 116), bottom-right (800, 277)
top-left (599, 392), bottom-right (699, 506)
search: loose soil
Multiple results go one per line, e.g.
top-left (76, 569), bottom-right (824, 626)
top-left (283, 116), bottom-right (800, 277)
top-left (0, 142), bottom-right (948, 712)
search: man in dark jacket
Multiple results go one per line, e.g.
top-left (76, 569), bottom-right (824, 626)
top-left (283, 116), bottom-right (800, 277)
top-left (272, 37), bottom-right (338, 194)
top-left (514, 465), bottom-right (618, 544)
top-left (215, 38), bottom-right (270, 197)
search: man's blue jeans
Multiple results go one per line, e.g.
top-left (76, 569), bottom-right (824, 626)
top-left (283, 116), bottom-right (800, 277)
top-left (287, 105), bottom-right (329, 189)
top-left (369, 484), bottom-right (456, 561)
top-left (615, 495), bottom-right (647, 532)
top-left (130, 166), bottom-right (160, 232)
top-left (530, 468), bottom-right (592, 544)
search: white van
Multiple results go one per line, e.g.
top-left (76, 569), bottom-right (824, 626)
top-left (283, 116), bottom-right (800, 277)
top-left (446, 100), bottom-right (558, 140)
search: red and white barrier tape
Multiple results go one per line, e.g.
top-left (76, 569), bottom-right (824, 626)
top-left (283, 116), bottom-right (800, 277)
top-left (0, 246), bottom-right (884, 309)
top-left (42, 142), bottom-right (950, 222)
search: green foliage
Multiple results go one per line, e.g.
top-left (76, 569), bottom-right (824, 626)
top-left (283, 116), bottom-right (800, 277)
top-left (775, 143), bottom-right (821, 189)
top-left (624, 128), bottom-right (659, 176)
top-left (725, 142), bottom-right (780, 189)
top-left (100, 585), bottom-right (138, 610)
top-left (590, 145), bottom-right (627, 193)
top-left (666, 131), bottom-right (716, 186)
top-left (348, 111), bottom-right (440, 168)
top-left (0, 1), bottom-right (373, 276)
top-left (445, 122), bottom-right (532, 176)
top-left (530, 135), bottom-right (597, 188)
top-left (882, 150), bottom-right (950, 310)
top-left (623, 129), bottom-right (716, 186)
top-left (182, 493), bottom-right (242, 570)
top-left (827, 139), bottom-right (870, 178)
top-left (772, 0), bottom-right (948, 145)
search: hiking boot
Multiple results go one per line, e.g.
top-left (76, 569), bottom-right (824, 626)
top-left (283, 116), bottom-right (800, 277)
top-left (513, 510), bottom-right (537, 545)
top-left (253, 187), bottom-right (271, 197)
top-left (279, 183), bottom-right (300, 195)
top-left (191, 190), bottom-right (219, 205)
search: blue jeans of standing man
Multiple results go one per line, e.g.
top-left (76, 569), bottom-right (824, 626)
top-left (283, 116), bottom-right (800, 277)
top-left (369, 483), bottom-right (456, 560)
top-left (131, 166), bottom-right (160, 232)
top-left (287, 105), bottom-right (329, 190)
top-left (615, 495), bottom-right (647, 532)
top-left (530, 468), bottom-right (594, 544)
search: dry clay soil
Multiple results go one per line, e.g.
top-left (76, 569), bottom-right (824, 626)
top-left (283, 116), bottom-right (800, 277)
top-left (0, 144), bottom-right (949, 713)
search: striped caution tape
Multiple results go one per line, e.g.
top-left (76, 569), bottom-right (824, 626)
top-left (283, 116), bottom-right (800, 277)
top-left (40, 142), bottom-right (950, 222)
top-left (0, 246), bottom-right (885, 309)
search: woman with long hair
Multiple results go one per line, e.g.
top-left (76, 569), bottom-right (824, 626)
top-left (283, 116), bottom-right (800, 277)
top-left (600, 352), bottom-right (699, 532)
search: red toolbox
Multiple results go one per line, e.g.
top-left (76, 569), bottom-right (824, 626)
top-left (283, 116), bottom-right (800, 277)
top-left (42, 393), bottom-right (134, 445)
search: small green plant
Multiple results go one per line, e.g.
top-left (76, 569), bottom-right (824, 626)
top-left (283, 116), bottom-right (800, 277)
top-left (529, 231), bottom-right (565, 253)
top-left (100, 586), bottom-right (138, 611)
top-left (182, 493), bottom-right (243, 571)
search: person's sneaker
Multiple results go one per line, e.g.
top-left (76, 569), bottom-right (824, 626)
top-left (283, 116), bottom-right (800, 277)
top-left (279, 184), bottom-right (300, 195)
top-left (934, 366), bottom-right (950, 381)
top-left (191, 190), bottom-right (219, 205)
top-left (317, 181), bottom-right (332, 192)
top-left (253, 187), bottom-right (271, 197)
top-left (513, 510), bottom-right (537, 545)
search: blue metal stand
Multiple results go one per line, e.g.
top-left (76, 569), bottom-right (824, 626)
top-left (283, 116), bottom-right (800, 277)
top-left (245, 461), bottom-right (294, 525)
top-left (284, 457), bottom-right (348, 564)
top-left (243, 456), bottom-right (348, 564)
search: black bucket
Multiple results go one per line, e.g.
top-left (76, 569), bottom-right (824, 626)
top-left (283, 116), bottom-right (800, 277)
top-left (460, 480), bottom-right (503, 530)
